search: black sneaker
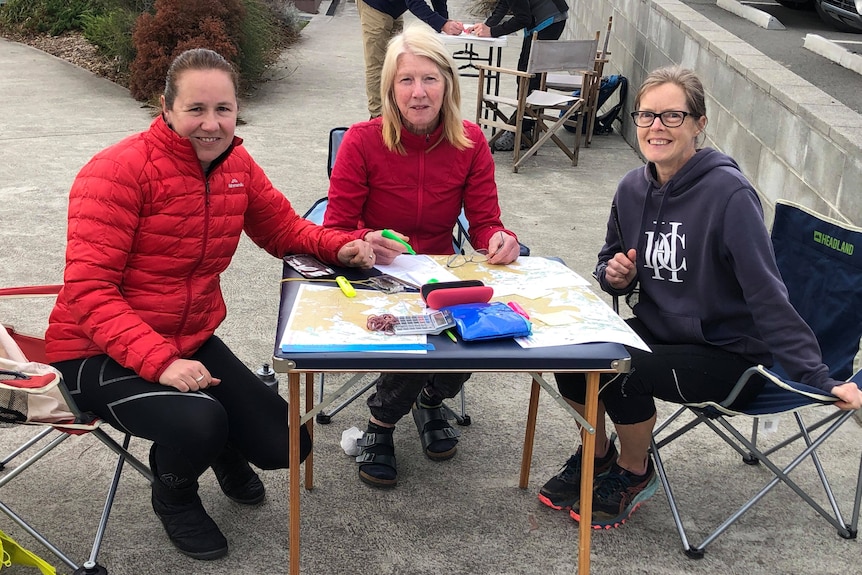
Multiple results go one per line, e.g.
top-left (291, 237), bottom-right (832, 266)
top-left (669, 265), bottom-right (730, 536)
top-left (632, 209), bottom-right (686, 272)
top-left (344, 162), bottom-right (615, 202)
top-left (538, 442), bottom-right (618, 510)
top-left (494, 130), bottom-right (516, 151)
top-left (571, 459), bottom-right (658, 529)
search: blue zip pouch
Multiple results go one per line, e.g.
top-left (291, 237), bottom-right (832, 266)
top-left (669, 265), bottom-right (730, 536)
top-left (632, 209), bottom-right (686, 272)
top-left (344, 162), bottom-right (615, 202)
top-left (443, 302), bottom-right (532, 342)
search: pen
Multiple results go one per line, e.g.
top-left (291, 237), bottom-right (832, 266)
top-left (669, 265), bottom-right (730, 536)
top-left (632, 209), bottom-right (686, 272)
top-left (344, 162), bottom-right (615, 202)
top-left (507, 301), bottom-right (530, 320)
top-left (381, 229), bottom-right (416, 255)
top-left (611, 203), bottom-right (627, 253)
top-left (445, 329), bottom-right (458, 343)
top-left (489, 230), bottom-right (505, 257)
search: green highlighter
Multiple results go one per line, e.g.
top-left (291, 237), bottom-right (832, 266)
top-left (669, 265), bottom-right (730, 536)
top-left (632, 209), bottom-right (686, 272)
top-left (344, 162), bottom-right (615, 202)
top-left (381, 229), bottom-right (416, 255)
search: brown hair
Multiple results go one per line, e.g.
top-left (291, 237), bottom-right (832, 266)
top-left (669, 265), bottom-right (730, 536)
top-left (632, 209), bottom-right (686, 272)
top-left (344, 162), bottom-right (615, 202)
top-left (163, 48), bottom-right (239, 110)
top-left (635, 66), bottom-right (707, 119)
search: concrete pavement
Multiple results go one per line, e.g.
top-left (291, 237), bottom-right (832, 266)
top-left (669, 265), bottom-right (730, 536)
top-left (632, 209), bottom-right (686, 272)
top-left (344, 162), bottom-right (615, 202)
top-left (1, 1), bottom-right (861, 574)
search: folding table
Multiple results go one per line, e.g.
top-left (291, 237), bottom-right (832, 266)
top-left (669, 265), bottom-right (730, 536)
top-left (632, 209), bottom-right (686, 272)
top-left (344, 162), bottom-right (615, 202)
top-left (439, 33), bottom-right (508, 96)
top-left (273, 261), bottom-right (632, 575)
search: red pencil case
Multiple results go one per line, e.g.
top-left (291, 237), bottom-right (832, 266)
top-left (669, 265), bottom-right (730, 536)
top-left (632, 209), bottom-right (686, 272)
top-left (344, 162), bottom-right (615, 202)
top-left (421, 280), bottom-right (494, 310)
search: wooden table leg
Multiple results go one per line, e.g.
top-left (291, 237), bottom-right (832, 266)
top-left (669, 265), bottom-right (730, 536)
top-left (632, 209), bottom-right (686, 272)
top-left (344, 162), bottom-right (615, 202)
top-left (304, 372), bottom-right (314, 490)
top-left (520, 375), bottom-right (542, 489)
top-left (578, 371), bottom-right (600, 574)
top-left (288, 372), bottom-right (301, 575)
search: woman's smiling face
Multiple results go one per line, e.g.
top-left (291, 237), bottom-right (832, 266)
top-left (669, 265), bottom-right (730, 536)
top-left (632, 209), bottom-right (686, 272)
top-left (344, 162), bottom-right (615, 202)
top-left (161, 68), bottom-right (237, 170)
top-left (636, 82), bottom-right (706, 181)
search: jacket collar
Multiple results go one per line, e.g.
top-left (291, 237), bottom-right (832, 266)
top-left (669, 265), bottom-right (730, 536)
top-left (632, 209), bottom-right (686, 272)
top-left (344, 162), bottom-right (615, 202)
top-left (399, 121), bottom-right (444, 151)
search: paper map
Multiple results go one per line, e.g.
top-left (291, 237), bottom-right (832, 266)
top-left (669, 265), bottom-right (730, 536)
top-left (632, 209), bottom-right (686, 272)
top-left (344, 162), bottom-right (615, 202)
top-left (279, 258), bottom-right (650, 353)
top-left (280, 284), bottom-right (430, 353)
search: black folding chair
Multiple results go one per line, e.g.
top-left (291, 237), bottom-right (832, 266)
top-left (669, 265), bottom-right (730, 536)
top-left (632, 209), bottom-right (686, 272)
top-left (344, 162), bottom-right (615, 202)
top-left (649, 200), bottom-right (862, 558)
top-left (301, 127), bottom-right (477, 426)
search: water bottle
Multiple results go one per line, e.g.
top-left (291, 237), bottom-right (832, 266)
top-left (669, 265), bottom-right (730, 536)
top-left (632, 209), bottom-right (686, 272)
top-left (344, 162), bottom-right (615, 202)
top-left (255, 363), bottom-right (278, 393)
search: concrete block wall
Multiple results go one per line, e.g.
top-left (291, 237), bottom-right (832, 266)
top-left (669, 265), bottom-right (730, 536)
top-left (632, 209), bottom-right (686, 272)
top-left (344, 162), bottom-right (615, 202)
top-left (566, 0), bottom-right (862, 228)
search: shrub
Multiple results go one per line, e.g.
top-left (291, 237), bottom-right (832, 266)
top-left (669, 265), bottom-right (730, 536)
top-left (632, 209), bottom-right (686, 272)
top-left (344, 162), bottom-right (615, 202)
top-left (468, 0), bottom-right (496, 18)
top-left (237, 0), bottom-right (283, 85)
top-left (0, 0), bottom-right (303, 101)
top-left (0, 0), bottom-right (103, 35)
top-left (261, 0), bottom-right (303, 29)
top-left (129, 0), bottom-right (245, 102)
top-left (81, 7), bottom-right (136, 65)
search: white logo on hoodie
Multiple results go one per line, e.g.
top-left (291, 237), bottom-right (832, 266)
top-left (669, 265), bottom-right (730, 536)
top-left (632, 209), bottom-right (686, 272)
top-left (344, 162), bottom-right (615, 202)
top-left (644, 221), bottom-right (686, 282)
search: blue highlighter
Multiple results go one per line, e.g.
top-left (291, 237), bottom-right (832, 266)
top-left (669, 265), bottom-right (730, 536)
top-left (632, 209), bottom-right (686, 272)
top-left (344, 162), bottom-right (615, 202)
top-left (381, 229), bottom-right (416, 255)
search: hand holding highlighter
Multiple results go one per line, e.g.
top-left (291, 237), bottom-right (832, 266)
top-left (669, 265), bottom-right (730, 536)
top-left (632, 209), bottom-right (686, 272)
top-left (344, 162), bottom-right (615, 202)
top-left (381, 229), bottom-right (416, 255)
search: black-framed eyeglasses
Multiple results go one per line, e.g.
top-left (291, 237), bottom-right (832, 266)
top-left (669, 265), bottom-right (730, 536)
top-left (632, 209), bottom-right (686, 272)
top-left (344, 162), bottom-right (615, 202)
top-left (630, 110), bottom-right (694, 128)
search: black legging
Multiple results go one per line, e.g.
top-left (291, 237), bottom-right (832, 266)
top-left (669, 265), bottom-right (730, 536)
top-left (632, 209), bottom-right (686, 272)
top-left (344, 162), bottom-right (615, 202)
top-left (555, 317), bottom-right (766, 425)
top-left (53, 335), bottom-right (311, 484)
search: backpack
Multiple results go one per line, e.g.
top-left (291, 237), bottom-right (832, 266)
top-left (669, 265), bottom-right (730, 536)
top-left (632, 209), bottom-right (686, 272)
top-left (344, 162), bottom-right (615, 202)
top-left (563, 74), bottom-right (628, 135)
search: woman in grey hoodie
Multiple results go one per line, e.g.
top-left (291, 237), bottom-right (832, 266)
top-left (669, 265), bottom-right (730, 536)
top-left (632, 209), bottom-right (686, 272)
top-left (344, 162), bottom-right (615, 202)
top-left (537, 65), bottom-right (862, 530)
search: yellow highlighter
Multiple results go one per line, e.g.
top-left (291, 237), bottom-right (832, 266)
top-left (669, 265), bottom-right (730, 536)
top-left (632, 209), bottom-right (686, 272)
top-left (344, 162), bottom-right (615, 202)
top-left (381, 229), bottom-right (416, 255)
top-left (335, 275), bottom-right (356, 298)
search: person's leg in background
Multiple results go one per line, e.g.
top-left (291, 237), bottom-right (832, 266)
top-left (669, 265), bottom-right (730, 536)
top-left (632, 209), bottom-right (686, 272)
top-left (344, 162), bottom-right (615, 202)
top-left (357, 371), bottom-right (469, 487)
top-left (357, 0), bottom-right (403, 118)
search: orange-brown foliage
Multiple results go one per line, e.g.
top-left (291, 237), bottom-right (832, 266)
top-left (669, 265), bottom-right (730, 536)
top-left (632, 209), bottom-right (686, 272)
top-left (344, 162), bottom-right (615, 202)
top-left (129, 0), bottom-right (246, 102)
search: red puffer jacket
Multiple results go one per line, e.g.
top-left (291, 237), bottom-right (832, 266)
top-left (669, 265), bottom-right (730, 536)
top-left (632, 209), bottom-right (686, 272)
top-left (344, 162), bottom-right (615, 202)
top-left (46, 116), bottom-right (352, 382)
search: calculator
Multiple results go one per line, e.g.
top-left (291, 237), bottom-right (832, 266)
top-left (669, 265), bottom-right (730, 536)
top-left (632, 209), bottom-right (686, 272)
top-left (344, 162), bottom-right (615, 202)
top-left (391, 310), bottom-right (456, 335)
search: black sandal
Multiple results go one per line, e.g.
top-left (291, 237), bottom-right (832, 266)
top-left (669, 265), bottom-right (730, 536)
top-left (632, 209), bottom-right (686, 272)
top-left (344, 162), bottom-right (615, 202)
top-left (355, 431), bottom-right (397, 488)
top-left (412, 402), bottom-right (460, 461)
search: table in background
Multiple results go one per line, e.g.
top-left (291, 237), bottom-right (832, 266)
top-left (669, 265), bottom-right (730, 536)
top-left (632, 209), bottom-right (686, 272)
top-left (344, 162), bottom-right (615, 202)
top-left (274, 262), bottom-right (632, 575)
top-left (439, 33), bottom-right (508, 97)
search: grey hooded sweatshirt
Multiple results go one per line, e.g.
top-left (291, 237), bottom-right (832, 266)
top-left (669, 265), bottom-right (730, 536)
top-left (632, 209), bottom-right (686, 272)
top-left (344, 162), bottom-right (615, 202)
top-left (596, 147), bottom-right (839, 392)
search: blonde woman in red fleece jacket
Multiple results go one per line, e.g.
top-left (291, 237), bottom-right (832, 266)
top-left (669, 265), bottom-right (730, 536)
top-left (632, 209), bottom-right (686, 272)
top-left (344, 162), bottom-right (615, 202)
top-left (325, 25), bottom-right (520, 489)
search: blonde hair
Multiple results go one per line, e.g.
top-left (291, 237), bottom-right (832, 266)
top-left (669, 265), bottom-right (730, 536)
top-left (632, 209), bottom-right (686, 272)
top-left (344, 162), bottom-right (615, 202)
top-left (380, 23), bottom-right (472, 153)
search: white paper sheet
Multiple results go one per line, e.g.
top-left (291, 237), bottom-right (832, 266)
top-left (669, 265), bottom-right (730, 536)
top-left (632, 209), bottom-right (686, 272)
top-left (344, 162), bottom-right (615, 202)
top-left (373, 255), bottom-right (460, 288)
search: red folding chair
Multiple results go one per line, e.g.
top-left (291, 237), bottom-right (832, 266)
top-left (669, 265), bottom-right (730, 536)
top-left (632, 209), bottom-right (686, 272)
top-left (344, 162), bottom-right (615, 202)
top-left (0, 284), bottom-right (152, 575)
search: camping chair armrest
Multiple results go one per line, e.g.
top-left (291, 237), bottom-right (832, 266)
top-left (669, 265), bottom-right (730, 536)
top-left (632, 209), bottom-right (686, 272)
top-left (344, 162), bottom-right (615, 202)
top-left (716, 365), bottom-right (842, 408)
top-left (473, 63), bottom-right (534, 79)
top-left (719, 366), bottom-right (776, 408)
top-left (0, 285), bottom-right (63, 299)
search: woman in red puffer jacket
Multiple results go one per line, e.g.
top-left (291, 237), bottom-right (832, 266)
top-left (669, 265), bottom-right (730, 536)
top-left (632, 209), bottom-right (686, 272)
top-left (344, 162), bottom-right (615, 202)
top-left (46, 48), bottom-right (374, 562)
